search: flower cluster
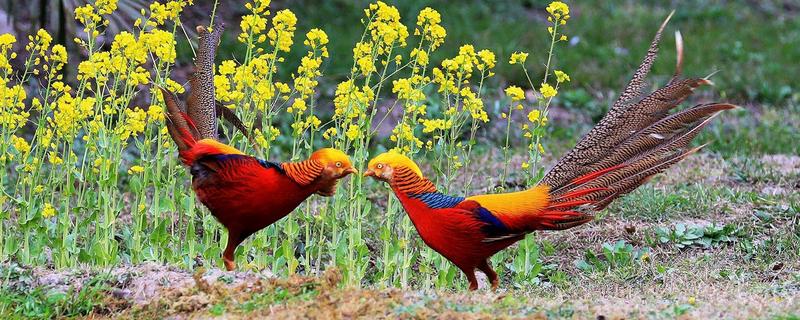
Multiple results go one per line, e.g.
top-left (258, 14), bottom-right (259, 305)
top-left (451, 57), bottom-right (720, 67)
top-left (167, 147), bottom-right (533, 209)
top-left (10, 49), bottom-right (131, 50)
top-left (349, 1), bottom-right (409, 77)
top-left (415, 7), bottom-right (446, 50)
top-left (546, 1), bottom-right (570, 42)
top-left (10, 135), bottom-right (31, 156)
top-left (0, 80), bottom-right (28, 132)
top-left (540, 83), bottom-right (557, 98)
top-left (140, 29), bottom-right (177, 63)
top-left (50, 95), bottom-right (93, 138)
top-left (214, 1), bottom-right (305, 154)
top-left (293, 29), bottom-right (328, 101)
top-left (333, 80), bottom-right (375, 121)
top-left (0, 34), bottom-right (15, 74)
top-left (460, 87), bottom-right (488, 122)
top-left (268, 10), bottom-right (297, 52)
top-left (546, 1), bottom-right (570, 25)
top-left (392, 77), bottom-right (426, 102)
top-left (554, 70), bottom-right (570, 83)
top-left (383, 7), bottom-right (448, 155)
top-left (42, 203), bottom-right (56, 219)
top-left (389, 123), bottom-right (422, 152)
top-left (144, 0), bottom-right (190, 27)
top-left (509, 51), bottom-right (528, 65)
top-left (365, 1), bottom-right (409, 53)
top-left (505, 86), bottom-right (525, 101)
top-left (421, 118), bottom-right (452, 134)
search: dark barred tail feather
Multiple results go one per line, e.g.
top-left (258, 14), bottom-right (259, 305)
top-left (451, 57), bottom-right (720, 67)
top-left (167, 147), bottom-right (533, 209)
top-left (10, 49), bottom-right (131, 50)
top-left (539, 12), bottom-right (734, 217)
top-left (160, 21), bottom-right (257, 158)
top-left (187, 22), bottom-right (224, 141)
top-left (160, 21), bottom-right (223, 154)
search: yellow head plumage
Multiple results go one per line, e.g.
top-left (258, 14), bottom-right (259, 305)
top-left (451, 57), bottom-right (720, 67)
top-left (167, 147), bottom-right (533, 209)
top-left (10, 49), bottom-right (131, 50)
top-left (309, 148), bottom-right (353, 169)
top-left (365, 151), bottom-right (423, 181)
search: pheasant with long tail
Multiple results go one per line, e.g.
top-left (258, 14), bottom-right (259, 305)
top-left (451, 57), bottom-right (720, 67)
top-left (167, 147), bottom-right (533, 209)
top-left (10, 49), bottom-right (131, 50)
top-left (364, 14), bottom-right (734, 290)
top-left (160, 23), bottom-right (356, 271)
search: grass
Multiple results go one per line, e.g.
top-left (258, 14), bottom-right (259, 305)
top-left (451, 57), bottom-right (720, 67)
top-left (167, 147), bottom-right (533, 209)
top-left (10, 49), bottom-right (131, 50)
top-left (0, 264), bottom-right (127, 318)
top-left (7, 149), bottom-right (796, 318)
top-left (260, 0), bottom-right (799, 106)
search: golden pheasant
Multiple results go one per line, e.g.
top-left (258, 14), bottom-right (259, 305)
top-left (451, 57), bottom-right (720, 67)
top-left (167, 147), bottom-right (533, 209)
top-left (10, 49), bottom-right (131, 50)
top-left (159, 23), bottom-right (356, 271)
top-left (364, 14), bottom-right (734, 290)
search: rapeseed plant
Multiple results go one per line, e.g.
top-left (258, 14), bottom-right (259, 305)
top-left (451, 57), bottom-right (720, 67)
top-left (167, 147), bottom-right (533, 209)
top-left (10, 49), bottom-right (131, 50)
top-left (0, 0), bottom-right (566, 290)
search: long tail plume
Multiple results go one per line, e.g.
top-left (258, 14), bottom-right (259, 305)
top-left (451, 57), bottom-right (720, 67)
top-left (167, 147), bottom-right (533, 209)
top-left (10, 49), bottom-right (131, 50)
top-left (161, 88), bottom-right (199, 152)
top-left (538, 12), bottom-right (735, 217)
top-left (186, 22), bottom-right (224, 140)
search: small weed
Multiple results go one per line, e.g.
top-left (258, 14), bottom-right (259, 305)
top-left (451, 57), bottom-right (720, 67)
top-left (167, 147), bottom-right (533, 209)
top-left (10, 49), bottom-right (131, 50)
top-left (575, 240), bottom-right (650, 273)
top-left (208, 303), bottom-right (226, 316)
top-left (236, 283), bottom-right (318, 314)
top-left (652, 223), bottom-right (739, 249)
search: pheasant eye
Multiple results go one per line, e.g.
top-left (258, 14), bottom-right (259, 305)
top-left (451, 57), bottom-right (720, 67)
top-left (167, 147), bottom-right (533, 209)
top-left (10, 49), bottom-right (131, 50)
top-left (335, 161), bottom-right (342, 167)
top-left (376, 164), bottom-right (384, 169)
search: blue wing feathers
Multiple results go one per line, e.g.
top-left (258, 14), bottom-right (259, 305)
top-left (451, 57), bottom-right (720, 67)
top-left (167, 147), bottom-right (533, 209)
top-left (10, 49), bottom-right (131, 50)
top-left (475, 207), bottom-right (507, 231)
top-left (409, 191), bottom-right (513, 240)
top-left (257, 158), bottom-right (285, 174)
top-left (412, 192), bottom-right (465, 209)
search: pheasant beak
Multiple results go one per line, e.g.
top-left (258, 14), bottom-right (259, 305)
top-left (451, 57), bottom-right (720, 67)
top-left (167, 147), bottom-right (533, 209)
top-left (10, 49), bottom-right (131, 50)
top-left (344, 167), bottom-right (358, 175)
top-left (363, 169), bottom-right (375, 177)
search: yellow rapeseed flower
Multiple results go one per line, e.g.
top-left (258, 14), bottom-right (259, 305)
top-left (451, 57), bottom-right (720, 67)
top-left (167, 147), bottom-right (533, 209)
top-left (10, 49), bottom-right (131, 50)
top-left (461, 87), bottom-right (488, 122)
top-left (505, 86), bottom-right (525, 101)
top-left (42, 203), bottom-right (56, 218)
top-left (140, 29), bottom-right (176, 63)
top-left (11, 135), bottom-right (31, 155)
top-left (390, 123), bottom-right (422, 148)
top-left (304, 28), bottom-right (329, 57)
top-left (546, 1), bottom-right (570, 24)
top-left (240, 14), bottom-right (268, 43)
top-left (95, 0), bottom-right (118, 15)
top-left (48, 152), bottom-right (63, 165)
top-left (416, 7), bottom-right (446, 49)
top-left (74, 5), bottom-right (101, 29)
top-left (353, 41), bottom-right (376, 75)
top-left (0, 33), bottom-right (16, 73)
top-left (527, 110), bottom-right (541, 123)
top-left (410, 48), bottom-right (429, 66)
top-left (128, 165), bottom-right (145, 174)
top-left (288, 99), bottom-right (307, 114)
top-left (165, 78), bottom-right (185, 94)
top-left (554, 70), bottom-right (570, 83)
top-left (50, 45), bottom-right (68, 64)
top-left (509, 51), bottom-right (528, 65)
top-left (366, 1), bottom-right (409, 50)
top-left (147, 105), bottom-right (164, 123)
top-left (477, 49), bottom-right (496, 72)
top-left (421, 118), bottom-right (451, 133)
top-left (118, 107), bottom-right (147, 140)
top-left (540, 83), bottom-right (557, 98)
top-left (322, 127), bottom-right (338, 140)
top-left (148, 0), bottom-right (188, 26)
top-left (392, 78), bottom-right (425, 102)
top-left (345, 124), bottom-right (361, 141)
top-left (219, 60), bottom-right (236, 75)
top-left (268, 9), bottom-right (297, 52)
